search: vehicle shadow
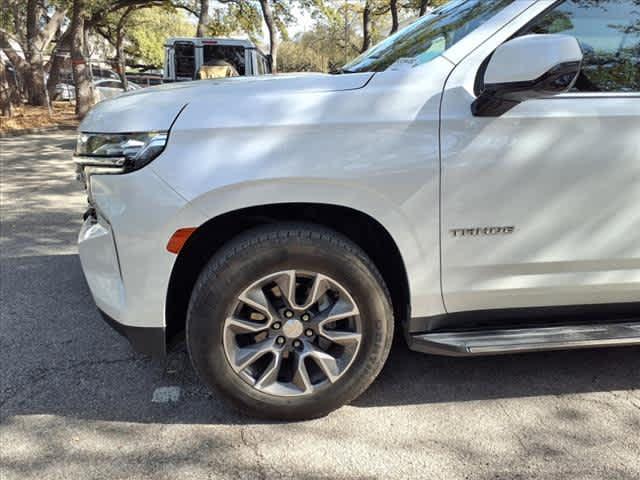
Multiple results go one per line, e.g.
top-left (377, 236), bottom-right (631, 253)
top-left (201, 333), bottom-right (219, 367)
top-left (353, 337), bottom-right (640, 408)
top-left (1, 253), bottom-right (638, 428)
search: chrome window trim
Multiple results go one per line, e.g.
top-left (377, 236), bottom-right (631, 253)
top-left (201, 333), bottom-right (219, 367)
top-left (556, 92), bottom-right (640, 99)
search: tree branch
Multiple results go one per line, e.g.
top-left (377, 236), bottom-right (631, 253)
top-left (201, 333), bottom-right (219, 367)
top-left (34, 8), bottom-right (67, 52)
top-left (0, 29), bottom-right (29, 74)
top-left (88, 0), bottom-right (168, 27)
top-left (172, 3), bottom-right (198, 16)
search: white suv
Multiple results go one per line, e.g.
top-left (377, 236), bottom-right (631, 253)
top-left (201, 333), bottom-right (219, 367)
top-left (75, 0), bottom-right (640, 420)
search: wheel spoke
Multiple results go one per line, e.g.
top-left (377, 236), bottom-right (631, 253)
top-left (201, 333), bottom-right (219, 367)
top-left (225, 316), bottom-right (269, 334)
top-left (273, 270), bottom-right (297, 309)
top-left (320, 329), bottom-right (362, 346)
top-left (304, 344), bottom-right (341, 383)
top-left (297, 273), bottom-right (330, 310)
top-left (238, 285), bottom-right (276, 322)
top-left (254, 351), bottom-right (282, 390)
top-left (292, 353), bottom-right (314, 394)
top-left (234, 338), bottom-right (274, 371)
top-left (317, 297), bottom-right (359, 327)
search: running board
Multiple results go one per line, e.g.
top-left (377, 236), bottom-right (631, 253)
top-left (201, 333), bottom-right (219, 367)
top-left (408, 322), bottom-right (640, 357)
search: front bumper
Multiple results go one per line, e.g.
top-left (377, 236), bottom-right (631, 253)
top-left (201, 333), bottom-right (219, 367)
top-left (77, 164), bottom-right (203, 357)
top-left (99, 309), bottom-right (166, 357)
top-left (78, 214), bottom-right (166, 357)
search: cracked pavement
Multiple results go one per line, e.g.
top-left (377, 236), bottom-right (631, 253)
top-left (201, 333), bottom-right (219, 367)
top-left (1, 132), bottom-right (639, 479)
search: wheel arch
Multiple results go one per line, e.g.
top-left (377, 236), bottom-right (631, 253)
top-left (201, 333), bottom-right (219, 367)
top-left (165, 203), bottom-right (412, 346)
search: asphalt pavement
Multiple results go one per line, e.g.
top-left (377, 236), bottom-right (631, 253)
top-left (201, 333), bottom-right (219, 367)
top-left (1, 131), bottom-right (639, 480)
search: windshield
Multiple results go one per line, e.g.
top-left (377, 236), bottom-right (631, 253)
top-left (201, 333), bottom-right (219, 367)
top-left (341, 0), bottom-right (516, 73)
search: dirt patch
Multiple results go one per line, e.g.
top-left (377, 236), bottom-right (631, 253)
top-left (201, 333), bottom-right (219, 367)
top-left (0, 102), bottom-right (78, 134)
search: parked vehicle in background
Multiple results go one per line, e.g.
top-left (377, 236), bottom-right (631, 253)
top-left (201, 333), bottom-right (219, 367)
top-left (94, 78), bottom-right (140, 102)
top-left (75, 0), bottom-right (640, 421)
top-left (163, 37), bottom-right (271, 82)
top-left (91, 67), bottom-right (120, 80)
top-left (126, 72), bottom-right (163, 88)
top-left (54, 82), bottom-right (75, 101)
top-left (55, 79), bottom-right (140, 102)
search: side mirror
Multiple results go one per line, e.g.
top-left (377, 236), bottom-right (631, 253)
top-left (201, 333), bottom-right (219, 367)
top-left (472, 34), bottom-right (583, 117)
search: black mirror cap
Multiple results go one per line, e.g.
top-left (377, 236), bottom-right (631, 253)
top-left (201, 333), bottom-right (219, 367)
top-left (472, 60), bottom-right (582, 117)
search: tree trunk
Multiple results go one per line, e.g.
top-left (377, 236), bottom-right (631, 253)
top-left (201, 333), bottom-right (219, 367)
top-left (5, 6), bottom-right (68, 106)
top-left (13, 2), bottom-right (22, 44)
top-left (389, 0), bottom-right (399, 35)
top-left (71, 0), bottom-right (93, 118)
top-left (419, 0), bottom-right (429, 16)
top-left (26, 0), bottom-right (38, 44)
top-left (115, 8), bottom-right (132, 90)
top-left (196, 0), bottom-right (209, 37)
top-left (361, 1), bottom-right (372, 53)
top-left (26, 52), bottom-right (46, 106)
top-left (116, 35), bottom-right (128, 90)
top-left (0, 30), bottom-right (29, 101)
top-left (0, 60), bottom-right (14, 117)
top-left (47, 31), bottom-right (71, 101)
top-left (259, 0), bottom-right (278, 73)
top-left (25, 0), bottom-right (46, 105)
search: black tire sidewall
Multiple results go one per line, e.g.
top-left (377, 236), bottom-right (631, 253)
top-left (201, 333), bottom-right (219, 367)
top-left (186, 227), bottom-right (393, 419)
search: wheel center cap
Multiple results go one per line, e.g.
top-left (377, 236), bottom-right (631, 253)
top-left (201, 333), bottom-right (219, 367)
top-left (282, 319), bottom-right (304, 339)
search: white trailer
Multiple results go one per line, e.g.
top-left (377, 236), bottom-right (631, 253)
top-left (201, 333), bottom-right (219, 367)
top-left (163, 37), bottom-right (271, 82)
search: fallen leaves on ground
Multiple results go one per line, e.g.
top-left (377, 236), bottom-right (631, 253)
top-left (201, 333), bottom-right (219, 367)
top-left (1, 102), bottom-right (78, 134)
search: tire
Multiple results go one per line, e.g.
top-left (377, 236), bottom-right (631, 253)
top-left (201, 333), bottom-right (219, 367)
top-left (186, 223), bottom-right (394, 420)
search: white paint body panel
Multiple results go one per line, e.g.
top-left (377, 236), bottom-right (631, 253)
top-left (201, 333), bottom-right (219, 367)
top-left (78, 57), bottom-right (454, 328)
top-left (484, 34), bottom-right (583, 84)
top-left (81, 72), bottom-right (374, 133)
top-left (78, 167), bottom-right (207, 328)
top-left (151, 57), bottom-right (455, 320)
top-left (439, 1), bottom-right (640, 312)
top-left (76, 0), bottom-right (640, 332)
top-left (78, 220), bottom-right (125, 314)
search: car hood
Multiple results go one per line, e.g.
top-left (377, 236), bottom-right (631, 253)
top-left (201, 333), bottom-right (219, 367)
top-left (79, 72), bottom-right (374, 133)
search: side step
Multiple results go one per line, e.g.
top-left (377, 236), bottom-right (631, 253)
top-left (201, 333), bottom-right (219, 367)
top-left (408, 322), bottom-right (640, 357)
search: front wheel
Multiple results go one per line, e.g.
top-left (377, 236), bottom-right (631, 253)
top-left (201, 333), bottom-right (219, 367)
top-left (186, 224), bottom-right (394, 420)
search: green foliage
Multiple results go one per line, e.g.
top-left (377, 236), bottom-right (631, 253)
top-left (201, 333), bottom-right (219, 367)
top-left (127, 6), bottom-right (194, 67)
top-left (404, 0), bottom-right (448, 13)
top-left (206, 4), bottom-right (263, 41)
top-left (278, 39), bottom-right (327, 71)
top-left (529, 11), bottom-right (574, 34)
top-left (292, 0), bottom-right (450, 71)
top-left (2, 0), bottom-right (457, 75)
top-left (0, 2), bottom-right (19, 34)
top-left (302, 1), bottom-right (373, 69)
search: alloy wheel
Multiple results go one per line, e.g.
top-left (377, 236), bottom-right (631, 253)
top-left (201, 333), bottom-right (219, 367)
top-left (222, 270), bottom-right (362, 397)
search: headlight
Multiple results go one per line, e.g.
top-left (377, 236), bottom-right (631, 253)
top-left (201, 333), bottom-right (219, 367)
top-left (74, 131), bottom-right (168, 172)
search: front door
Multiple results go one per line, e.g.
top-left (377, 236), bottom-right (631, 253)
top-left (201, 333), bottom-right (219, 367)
top-left (440, 0), bottom-right (640, 315)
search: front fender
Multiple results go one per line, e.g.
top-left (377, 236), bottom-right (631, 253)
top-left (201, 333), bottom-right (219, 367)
top-left (150, 60), bottom-right (453, 318)
top-left (178, 178), bottom-right (445, 318)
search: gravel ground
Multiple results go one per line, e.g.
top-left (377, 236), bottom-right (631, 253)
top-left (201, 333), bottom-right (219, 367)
top-left (1, 132), bottom-right (639, 480)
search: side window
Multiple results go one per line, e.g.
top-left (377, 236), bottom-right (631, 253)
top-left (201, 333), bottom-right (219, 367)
top-left (523, 0), bottom-right (640, 92)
